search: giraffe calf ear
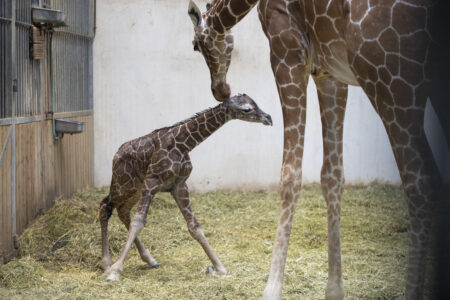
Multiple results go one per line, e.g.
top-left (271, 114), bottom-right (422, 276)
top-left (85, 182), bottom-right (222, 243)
top-left (188, 0), bottom-right (202, 27)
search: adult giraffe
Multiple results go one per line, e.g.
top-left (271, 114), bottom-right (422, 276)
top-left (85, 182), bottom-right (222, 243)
top-left (187, 0), bottom-right (442, 299)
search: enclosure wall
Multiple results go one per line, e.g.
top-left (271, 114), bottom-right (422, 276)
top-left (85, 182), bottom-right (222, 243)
top-left (0, 0), bottom-right (94, 262)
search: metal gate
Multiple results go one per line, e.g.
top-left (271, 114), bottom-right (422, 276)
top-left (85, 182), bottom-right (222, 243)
top-left (0, 0), bottom-right (95, 261)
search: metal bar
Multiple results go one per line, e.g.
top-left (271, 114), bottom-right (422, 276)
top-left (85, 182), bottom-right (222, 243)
top-left (54, 109), bottom-right (92, 118)
top-left (0, 110), bottom-right (93, 126)
top-left (0, 16), bottom-right (12, 23)
top-left (54, 29), bottom-right (94, 40)
top-left (0, 126), bottom-right (12, 168)
top-left (11, 0), bottom-right (17, 240)
top-left (0, 114), bottom-right (44, 125)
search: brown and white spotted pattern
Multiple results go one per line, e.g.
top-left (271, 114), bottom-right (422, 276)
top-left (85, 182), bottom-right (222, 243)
top-left (188, 0), bottom-right (441, 299)
top-left (99, 94), bottom-right (272, 282)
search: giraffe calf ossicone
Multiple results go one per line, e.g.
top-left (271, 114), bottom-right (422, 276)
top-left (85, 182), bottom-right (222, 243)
top-left (99, 94), bottom-right (272, 282)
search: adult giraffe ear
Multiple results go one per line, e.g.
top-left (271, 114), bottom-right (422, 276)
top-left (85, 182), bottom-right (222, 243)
top-left (188, 0), bottom-right (202, 27)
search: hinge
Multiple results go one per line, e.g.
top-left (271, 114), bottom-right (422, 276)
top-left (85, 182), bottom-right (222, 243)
top-left (12, 79), bottom-right (18, 93)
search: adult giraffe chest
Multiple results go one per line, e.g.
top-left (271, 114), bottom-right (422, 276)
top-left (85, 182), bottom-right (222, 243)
top-left (302, 0), bottom-right (359, 85)
top-left (258, 0), bottom-right (359, 85)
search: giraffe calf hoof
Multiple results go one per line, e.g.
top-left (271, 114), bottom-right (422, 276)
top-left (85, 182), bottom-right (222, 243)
top-left (151, 263), bottom-right (160, 269)
top-left (204, 265), bottom-right (227, 275)
top-left (106, 271), bottom-right (121, 282)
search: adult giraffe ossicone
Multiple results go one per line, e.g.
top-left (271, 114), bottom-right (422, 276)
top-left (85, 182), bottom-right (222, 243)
top-left (188, 0), bottom-right (442, 299)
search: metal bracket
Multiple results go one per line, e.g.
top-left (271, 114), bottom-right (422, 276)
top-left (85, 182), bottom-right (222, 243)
top-left (12, 79), bottom-right (18, 93)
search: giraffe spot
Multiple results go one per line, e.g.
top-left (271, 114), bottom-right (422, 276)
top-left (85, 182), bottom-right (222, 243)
top-left (400, 58), bottom-right (424, 86)
top-left (353, 55), bottom-right (378, 83)
top-left (389, 123), bottom-right (409, 145)
top-left (169, 149), bottom-right (181, 161)
top-left (334, 17), bottom-right (347, 37)
top-left (370, 0), bottom-right (395, 7)
top-left (286, 1), bottom-right (300, 16)
top-left (330, 153), bottom-right (339, 166)
top-left (360, 41), bottom-right (385, 66)
top-left (185, 136), bottom-right (197, 149)
top-left (400, 30), bottom-right (429, 63)
top-left (392, 3), bottom-right (427, 35)
top-left (321, 44), bottom-right (333, 57)
top-left (333, 169), bottom-right (343, 181)
top-left (375, 83), bottom-right (394, 121)
top-left (406, 110), bottom-right (423, 136)
top-left (314, 0), bottom-right (328, 15)
top-left (394, 108), bottom-right (413, 130)
top-left (275, 64), bottom-right (292, 85)
top-left (364, 81), bottom-right (376, 99)
top-left (285, 50), bottom-right (303, 66)
top-left (212, 16), bottom-right (225, 34)
top-left (229, 0), bottom-right (251, 17)
top-left (191, 132), bottom-right (202, 143)
top-left (385, 54), bottom-right (400, 76)
top-left (378, 67), bottom-right (392, 86)
top-left (283, 107), bottom-right (304, 127)
top-left (391, 79), bottom-right (413, 107)
top-left (281, 85), bottom-right (301, 99)
top-left (378, 29), bottom-right (399, 52)
top-left (414, 82), bottom-right (430, 107)
top-left (361, 6), bottom-right (391, 40)
top-left (411, 218), bottom-right (421, 233)
top-left (315, 16), bottom-right (338, 43)
top-left (220, 7), bottom-right (238, 29)
top-left (350, 0), bottom-right (368, 23)
top-left (271, 36), bottom-right (287, 59)
top-left (324, 111), bottom-right (337, 128)
top-left (280, 30), bottom-right (302, 50)
top-left (406, 157), bottom-right (422, 174)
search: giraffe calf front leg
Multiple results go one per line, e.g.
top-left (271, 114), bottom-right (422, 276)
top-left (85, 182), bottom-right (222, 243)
top-left (172, 183), bottom-right (227, 275)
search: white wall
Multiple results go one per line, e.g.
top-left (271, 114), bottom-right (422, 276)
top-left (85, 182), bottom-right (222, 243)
top-left (94, 0), bottom-right (447, 191)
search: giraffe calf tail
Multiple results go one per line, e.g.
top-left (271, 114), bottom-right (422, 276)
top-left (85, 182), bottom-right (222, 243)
top-left (99, 193), bottom-right (113, 221)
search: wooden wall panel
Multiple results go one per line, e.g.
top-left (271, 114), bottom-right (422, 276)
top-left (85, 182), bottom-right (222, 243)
top-left (15, 122), bottom-right (44, 235)
top-left (1, 114), bottom-right (93, 260)
top-left (0, 126), bottom-right (12, 262)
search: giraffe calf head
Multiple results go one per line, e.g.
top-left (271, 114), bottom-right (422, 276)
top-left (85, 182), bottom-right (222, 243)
top-left (224, 94), bottom-right (273, 126)
top-left (188, 0), bottom-right (234, 101)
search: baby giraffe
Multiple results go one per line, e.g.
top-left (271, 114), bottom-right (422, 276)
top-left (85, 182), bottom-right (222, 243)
top-left (99, 94), bottom-right (272, 282)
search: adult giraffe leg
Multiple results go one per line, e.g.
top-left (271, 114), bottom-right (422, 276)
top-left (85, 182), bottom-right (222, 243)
top-left (314, 76), bottom-right (348, 300)
top-left (106, 177), bottom-right (161, 282)
top-left (376, 96), bottom-right (438, 300)
top-left (171, 182), bottom-right (226, 275)
top-left (117, 204), bottom-right (159, 268)
top-left (262, 47), bottom-right (309, 300)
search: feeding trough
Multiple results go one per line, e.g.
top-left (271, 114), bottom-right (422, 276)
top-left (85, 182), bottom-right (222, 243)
top-left (54, 119), bottom-right (86, 135)
top-left (32, 7), bottom-right (66, 26)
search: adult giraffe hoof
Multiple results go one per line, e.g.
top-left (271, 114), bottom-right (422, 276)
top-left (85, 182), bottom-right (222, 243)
top-left (151, 263), bottom-right (160, 269)
top-left (204, 265), bottom-right (227, 275)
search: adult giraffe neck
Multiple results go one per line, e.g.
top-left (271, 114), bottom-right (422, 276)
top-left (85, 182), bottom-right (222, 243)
top-left (205, 0), bottom-right (259, 34)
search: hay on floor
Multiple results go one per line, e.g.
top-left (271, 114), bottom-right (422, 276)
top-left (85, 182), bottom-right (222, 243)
top-left (0, 184), bottom-right (412, 299)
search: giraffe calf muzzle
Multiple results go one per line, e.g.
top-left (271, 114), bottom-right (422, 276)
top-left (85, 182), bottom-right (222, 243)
top-left (261, 113), bottom-right (273, 126)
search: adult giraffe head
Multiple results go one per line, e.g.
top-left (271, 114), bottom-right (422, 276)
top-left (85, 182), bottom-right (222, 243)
top-left (188, 0), bottom-right (234, 101)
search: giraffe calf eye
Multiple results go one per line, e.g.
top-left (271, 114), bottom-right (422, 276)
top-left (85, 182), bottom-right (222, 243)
top-left (242, 108), bottom-right (252, 113)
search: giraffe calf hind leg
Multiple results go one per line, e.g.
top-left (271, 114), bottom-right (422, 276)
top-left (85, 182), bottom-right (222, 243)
top-left (99, 194), bottom-right (113, 273)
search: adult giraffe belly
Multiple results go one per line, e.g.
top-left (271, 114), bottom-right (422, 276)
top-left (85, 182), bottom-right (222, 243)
top-left (302, 0), bottom-right (359, 86)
